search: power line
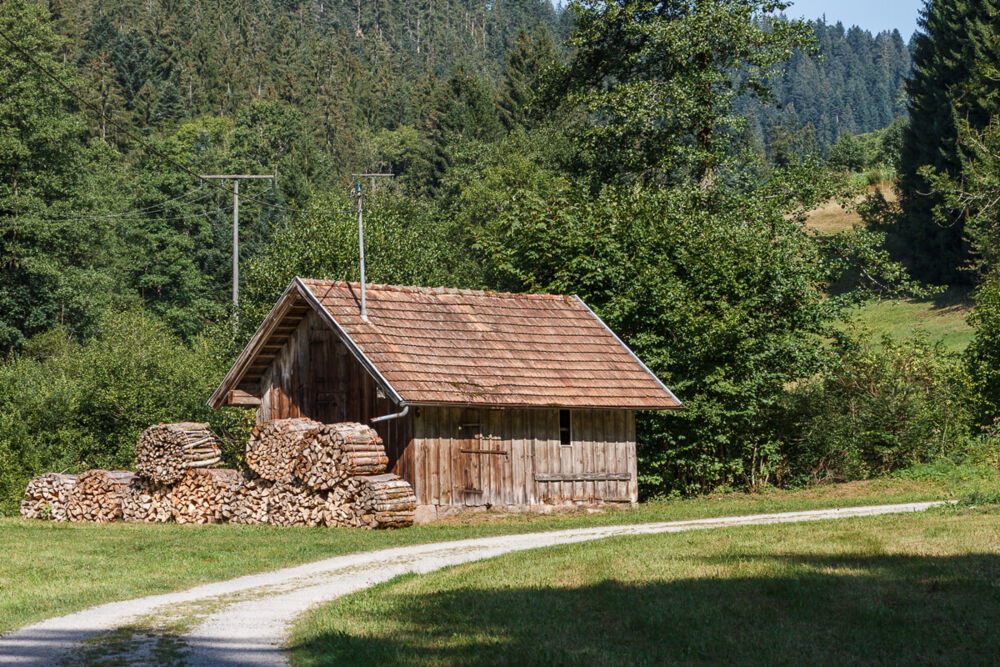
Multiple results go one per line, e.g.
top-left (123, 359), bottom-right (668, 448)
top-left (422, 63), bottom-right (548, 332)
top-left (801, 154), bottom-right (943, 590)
top-left (238, 191), bottom-right (356, 216)
top-left (8, 189), bottom-right (214, 222)
top-left (0, 24), bottom-right (235, 198)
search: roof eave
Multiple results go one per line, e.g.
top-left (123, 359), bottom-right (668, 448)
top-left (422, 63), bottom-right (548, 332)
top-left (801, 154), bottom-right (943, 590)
top-left (571, 295), bottom-right (683, 409)
top-left (207, 281), bottom-right (302, 409)
top-left (294, 277), bottom-right (406, 407)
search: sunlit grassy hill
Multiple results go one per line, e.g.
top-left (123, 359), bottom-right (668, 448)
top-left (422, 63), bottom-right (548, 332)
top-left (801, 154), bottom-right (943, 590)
top-left (805, 180), bottom-right (974, 353)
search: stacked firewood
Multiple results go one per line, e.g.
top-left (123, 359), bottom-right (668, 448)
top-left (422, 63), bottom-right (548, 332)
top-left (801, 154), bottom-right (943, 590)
top-left (295, 422), bottom-right (390, 490)
top-left (21, 419), bottom-right (416, 529)
top-left (122, 477), bottom-right (173, 523)
top-left (65, 470), bottom-right (135, 523)
top-left (351, 474), bottom-right (418, 528)
top-left (170, 468), bottom-right (241, 524)
top-left (135, 422), bottom-right (221, 484)
top-left (19, 473), bottom-right (78, 521)
top-left (245, 418), bottom-right (320, 483)
top-left (325, 474), bottom-right (417, 528)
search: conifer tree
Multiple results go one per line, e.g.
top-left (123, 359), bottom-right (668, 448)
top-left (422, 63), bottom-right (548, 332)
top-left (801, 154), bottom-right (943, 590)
top-left (497, 28), bottom-right (557, 130)
top-left (894, 0), bottom-right (1000, 284)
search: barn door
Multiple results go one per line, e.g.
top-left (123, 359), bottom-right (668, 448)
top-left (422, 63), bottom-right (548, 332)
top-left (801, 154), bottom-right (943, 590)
top-left (456, 409), bottom-right (483, 505)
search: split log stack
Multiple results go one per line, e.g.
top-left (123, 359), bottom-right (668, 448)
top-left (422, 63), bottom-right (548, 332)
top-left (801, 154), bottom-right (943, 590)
top-left (224, 474), bottom-right (327, 527)
top-left (20, 473), bottom-right (78, 521)
top-left (331, 474), bottom-right (417, 529)
top-left (294, 423), bottom-right (389, 490)
top-left (122, 477), bottom-right (173, 523)
top-left (135, 422), bottom-right (221, 484)
top-left (65, 470), bottom-right (135, 523)
top-left (170, 468), bottom-right (241, 524)
top-left (245, 418), bottom-right (320, 483)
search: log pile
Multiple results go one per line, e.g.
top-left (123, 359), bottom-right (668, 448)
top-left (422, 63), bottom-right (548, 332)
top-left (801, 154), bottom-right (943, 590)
top-left (294, 423), bottom-right (388, 490)
top-left (170, 468), bottom-right (241, 524)
top-left (135, 422), bottom-right (221, 484)
top-left (22, 419), bottom-right (416, 529)
top-left (65, 470), bottom-right (135, 523)
top-left (20, 473), bottom-right (78, 521)
top-left (333, 474), bottom-right (417, 529)
top-left (245, 418), bottom-right (319, 483)
top-left (122, 477), bottom-right (173, 523)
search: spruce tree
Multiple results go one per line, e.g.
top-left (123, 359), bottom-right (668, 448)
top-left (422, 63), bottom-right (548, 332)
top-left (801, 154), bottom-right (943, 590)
top-left (895, 0), bottom-right (1000, 284)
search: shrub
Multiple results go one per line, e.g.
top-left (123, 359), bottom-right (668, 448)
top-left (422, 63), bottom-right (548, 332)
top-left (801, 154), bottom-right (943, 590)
top-left (781, 331), bottom-right (973, 484)
top-left (0, 308), bottom-right (251, 514)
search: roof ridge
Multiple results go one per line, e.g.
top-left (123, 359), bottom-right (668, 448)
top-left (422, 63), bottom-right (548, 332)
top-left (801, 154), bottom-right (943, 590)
top-left (297, 278), bottom-right (569, 301)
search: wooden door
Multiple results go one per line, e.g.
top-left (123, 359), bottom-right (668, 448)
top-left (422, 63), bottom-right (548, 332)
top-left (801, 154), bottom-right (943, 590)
top-left (456, 409), bottom-right (483, 505)
top-left (456, 408), bottom-right (512, 506)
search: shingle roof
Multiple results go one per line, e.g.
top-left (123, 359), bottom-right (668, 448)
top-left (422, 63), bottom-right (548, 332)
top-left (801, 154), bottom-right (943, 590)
top-left (209, 278), bottom-right (681, 410)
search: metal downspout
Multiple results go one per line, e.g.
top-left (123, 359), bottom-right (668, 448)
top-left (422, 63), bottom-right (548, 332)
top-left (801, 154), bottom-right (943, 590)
top-left (371, 403), bottom-right (409, 423)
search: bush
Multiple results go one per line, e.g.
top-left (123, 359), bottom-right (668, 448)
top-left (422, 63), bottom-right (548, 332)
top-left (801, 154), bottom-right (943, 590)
top-left (0, 308), bottom-right (252, 514)
top-left (781, 331), bottom-right (973, 484)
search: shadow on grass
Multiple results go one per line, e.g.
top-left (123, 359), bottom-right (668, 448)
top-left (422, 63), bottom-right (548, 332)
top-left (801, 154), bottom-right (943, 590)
top-left (291, 553), bottom-right (1000, 666)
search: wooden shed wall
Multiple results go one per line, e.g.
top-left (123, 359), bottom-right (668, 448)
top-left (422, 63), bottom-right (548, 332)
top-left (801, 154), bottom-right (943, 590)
top-left (256, 309), bottom-right (414, 465)
top-left (410, 406), bottom-right (636, 507)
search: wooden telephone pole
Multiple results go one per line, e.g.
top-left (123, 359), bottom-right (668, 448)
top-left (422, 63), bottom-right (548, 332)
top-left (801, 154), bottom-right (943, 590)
top-left (200, 174), bottom-right (274, 307)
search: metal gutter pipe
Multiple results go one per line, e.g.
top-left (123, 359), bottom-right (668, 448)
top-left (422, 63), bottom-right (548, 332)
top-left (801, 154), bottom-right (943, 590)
top-left (371, 403), bottom-right (409, 423)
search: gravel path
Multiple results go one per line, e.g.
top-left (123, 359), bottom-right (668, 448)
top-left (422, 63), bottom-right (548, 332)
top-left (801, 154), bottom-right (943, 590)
top-left (0, 501), bottom-right (949, 666)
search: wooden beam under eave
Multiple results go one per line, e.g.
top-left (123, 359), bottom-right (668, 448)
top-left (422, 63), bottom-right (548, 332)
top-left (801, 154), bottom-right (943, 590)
top-left (227, 389), bottom-right (262, 407)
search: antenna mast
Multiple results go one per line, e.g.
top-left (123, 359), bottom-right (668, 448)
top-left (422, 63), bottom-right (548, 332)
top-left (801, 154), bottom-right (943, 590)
top-left (351, 173), bottom-right (393, 323)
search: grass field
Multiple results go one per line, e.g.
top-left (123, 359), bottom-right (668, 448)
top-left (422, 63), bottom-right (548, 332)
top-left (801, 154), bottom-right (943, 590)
top-left (288, 502), bottom-right (1000, 666)
top-left (800, 182), bottom-right (975, 352)
top-left (804, 181), bottom-right (896, 236)
top-left (1, 464), bottom-right (996, 633)
top-left (844, 289), bottom-right (974, 353)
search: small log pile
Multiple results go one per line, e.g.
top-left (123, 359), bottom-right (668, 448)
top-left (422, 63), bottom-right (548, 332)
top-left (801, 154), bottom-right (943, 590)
top-left (294, 422), bottom-right (388, 490)
top-left (223, 473), bottom-right (274, 525)
top-left (65, 470), bottom-right (135, 523)
top-left (170, 468), bottom-right (241, 524)
top-left (332, 474), bottom-right (417, 529)
top-left (20, 473), bottom-right (78, 521)
top-left (135, 422), bottom-right (221, 484)
top-left (122, 477), bottom-right (173, 523)
top-left (245, 418), bottom-right (319, 483)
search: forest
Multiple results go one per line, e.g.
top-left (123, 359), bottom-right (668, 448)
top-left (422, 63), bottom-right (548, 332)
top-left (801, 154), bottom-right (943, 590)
top-left (0, 0), bottom-right (997, 512)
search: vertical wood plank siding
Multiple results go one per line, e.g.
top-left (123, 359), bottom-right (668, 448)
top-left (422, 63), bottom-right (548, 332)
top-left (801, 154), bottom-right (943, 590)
top-left (410, 406), bottom-right (637, 506)
top-left (255, 310), bottom-right (638, 508)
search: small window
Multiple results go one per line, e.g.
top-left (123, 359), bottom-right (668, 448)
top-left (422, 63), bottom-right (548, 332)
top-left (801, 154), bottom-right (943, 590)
top-left (559, 409), bottom-right (572, 446)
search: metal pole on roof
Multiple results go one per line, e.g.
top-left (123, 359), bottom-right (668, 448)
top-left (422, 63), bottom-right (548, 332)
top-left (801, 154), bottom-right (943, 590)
top-left (350, 173), bottom-right (393, 324)
top-left (356, 182), bottom-right (367, 322)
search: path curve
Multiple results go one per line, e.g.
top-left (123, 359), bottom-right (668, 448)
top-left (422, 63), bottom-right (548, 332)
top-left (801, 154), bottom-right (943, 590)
top-left (0, 501), bottom-right (950, 665)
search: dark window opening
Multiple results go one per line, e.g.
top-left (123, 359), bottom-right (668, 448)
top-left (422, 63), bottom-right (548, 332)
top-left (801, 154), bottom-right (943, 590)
top-left (559, 409), bottom-right (571, 445)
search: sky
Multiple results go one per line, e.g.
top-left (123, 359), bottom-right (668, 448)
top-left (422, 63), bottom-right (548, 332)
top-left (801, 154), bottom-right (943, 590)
top-left (783, 0), bottom-right (925, 37)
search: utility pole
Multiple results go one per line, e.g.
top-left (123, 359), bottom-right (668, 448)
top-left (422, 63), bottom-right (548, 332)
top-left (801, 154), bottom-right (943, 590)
top-left (350, 173), bottom-right (393, 323)
top-left (200, 174), bottom-right (274, 308)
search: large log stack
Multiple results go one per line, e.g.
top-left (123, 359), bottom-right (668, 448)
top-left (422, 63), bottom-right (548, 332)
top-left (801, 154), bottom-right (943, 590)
top-left (20, 473), bottom-right (78, 521)
top-left (65, 470), bottom-right (135, 523)
top-left (22, 419), bottom-right (416, 529)
top-left (135, 422), bottom-right (221, 484)
top-left (245, 418), bottom-right (320, 483)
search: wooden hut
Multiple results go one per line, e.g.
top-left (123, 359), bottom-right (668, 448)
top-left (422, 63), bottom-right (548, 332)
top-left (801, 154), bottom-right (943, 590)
top-left (209, 278), bottom-right (681, 512)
